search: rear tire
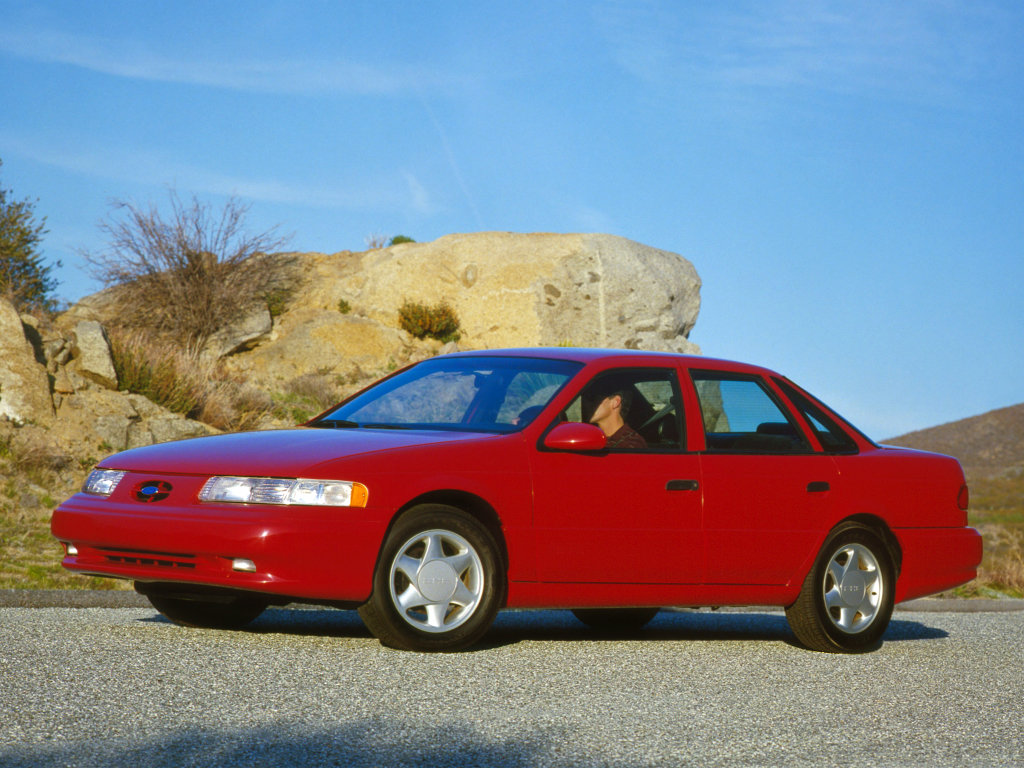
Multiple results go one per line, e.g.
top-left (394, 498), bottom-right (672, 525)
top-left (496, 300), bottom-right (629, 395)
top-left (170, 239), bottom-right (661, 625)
top-left (786, 525), bottom-right (895, 653)
top-left (146, 593), bottom-right (267, 630)
top-left (358, 505), bottom-right (505, 652)
top-left (572, 608), bottom-right (659, 632)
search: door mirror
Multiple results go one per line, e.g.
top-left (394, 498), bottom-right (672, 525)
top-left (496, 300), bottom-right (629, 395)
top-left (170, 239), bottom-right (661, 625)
top-left (542, 422), bottom-right (607, 452)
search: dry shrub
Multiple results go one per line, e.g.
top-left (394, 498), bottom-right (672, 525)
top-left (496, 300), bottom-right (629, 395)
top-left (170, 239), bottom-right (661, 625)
top-left (973, 524), bottom-right (1024, 596)
top-left (109, 329), bottom-right (208, 417)
top-left (85, 191), bottom-right (292, 357)
top-left (0, 427), bottom-right (72, 488)
top-left (287, 372), bottom-right (342, 413)
top-left (196, 377), bottom-right (273, 432)
top-left (109, 328), bottom-right (275, 431)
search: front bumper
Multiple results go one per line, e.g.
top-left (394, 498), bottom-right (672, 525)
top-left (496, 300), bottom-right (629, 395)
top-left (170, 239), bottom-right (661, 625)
top-left (51, 491), bottom-right (389, 602)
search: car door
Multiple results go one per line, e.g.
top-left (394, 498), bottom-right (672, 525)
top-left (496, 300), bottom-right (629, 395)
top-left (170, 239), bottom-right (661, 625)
top-left (689, 370), bottom-right (839, 586)
top-left (529, 367), bottom-right (703, 584)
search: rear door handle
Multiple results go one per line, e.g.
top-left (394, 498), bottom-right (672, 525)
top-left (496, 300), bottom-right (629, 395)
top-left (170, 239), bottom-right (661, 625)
top-left (807, 481), bottom-right (830, 493)
top-left (667, 479), bottom-right (699, 492)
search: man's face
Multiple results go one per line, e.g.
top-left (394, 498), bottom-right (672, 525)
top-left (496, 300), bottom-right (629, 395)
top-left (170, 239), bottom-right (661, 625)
top-left (588, 394), bottom-right (618, 425)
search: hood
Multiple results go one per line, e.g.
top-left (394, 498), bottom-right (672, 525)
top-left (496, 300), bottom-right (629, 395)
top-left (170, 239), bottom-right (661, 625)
top-left (100, 427), bottom-right (493, 476)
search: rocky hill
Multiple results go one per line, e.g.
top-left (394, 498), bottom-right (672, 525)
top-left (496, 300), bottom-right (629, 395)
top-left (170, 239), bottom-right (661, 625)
top-left (884, 403), bottom-right (1024, 479)
top-left (1, 232), bottom-right (702, 459)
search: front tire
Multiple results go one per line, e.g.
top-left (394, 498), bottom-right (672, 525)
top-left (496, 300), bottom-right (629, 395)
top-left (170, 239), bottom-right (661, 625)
top-left (358, 505), bottom-right (505, 652)
top-left (786, 525), bottom-right (895, 652)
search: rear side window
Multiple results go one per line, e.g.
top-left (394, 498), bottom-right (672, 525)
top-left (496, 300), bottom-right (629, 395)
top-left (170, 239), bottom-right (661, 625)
top-left (690, 372), bottom-right (811, 454)
top-left (773, 378), bottom-right (859, 454)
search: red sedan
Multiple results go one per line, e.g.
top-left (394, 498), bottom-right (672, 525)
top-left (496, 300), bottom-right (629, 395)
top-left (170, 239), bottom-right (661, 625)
top-left (51, 349), bottom-right (982, 652)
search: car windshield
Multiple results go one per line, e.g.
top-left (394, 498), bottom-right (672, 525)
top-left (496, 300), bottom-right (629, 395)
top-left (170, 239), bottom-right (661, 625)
top-left (312, 356), bottom-right (583, 433)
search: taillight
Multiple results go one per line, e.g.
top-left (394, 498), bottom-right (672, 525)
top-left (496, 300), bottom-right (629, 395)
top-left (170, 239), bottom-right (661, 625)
top-left (957, 484), bottom-right (970, 512)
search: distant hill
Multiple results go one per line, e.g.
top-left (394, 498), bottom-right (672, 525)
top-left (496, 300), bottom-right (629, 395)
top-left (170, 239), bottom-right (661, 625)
top-left (884, 403), bottom-right (1024, 478)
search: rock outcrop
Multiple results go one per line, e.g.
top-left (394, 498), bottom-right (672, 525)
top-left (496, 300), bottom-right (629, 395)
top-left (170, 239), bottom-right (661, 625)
top-left (2, 232), bottom-right (702, 456)
top-left (223, 232), bottom-right (701, 388)
top-left (0, 297), bottom-right (213, 458)
top-left (0, 299), bottom-right (55, 425)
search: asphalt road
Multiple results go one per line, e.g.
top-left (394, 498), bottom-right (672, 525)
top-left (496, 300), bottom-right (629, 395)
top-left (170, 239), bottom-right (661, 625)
top-left (2, 603), bottom-right (1022, 767)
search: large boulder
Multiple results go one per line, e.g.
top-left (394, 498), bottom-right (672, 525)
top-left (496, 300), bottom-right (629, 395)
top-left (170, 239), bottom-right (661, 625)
top-left (299, 232), bottom-right (701, 353)
top-left (0, 299), bottom-right (54, 425)
top-left (62, 232), bottom-right (703, 395)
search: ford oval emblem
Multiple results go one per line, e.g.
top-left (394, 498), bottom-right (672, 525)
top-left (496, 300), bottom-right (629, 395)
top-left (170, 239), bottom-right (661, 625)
top-left (133, 481), bottom-right (173, 503)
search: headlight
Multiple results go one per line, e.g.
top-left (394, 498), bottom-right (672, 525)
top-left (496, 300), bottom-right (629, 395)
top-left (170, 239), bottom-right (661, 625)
top-left (82, 469), bottom-right (127, 497)
top-left (198, 476), bottom-right (368, 507)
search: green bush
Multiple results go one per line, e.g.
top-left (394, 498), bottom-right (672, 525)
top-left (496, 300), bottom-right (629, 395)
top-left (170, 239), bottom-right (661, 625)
top-left (337, 298), bottom-right (351, 314)
top-left (398, 300), bottom-right (461, 343)
top-left (388, 235), bottom-right (415, 245)
top-left (264, 287), bottom-right (291, 318)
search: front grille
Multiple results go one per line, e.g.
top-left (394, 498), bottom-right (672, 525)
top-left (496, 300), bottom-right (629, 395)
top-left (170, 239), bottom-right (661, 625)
top-left (98, 548), bottom-right (197, 570)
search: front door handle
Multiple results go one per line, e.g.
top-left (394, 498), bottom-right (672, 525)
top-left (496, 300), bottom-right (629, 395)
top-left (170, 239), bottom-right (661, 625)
top-left (807, 481), bottom-right (830, 493)
top-left (667, 479), bottom-right (699, 492)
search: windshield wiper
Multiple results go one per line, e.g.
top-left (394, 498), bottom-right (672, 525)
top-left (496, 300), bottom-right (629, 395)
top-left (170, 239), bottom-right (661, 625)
top-left (310, 419), bottom-right (360, 429)
top-left (361, 423), bottom-right (411, 430)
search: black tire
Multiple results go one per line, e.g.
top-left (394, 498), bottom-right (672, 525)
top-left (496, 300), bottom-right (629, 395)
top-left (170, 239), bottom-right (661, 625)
top-left (572, 608), bottom-right (659, 632)
top-left (146, 593), bottom-right (267, 630)
top-left (786, 525), bottom-right (895, 653)
top-left (358, 505), bottom-right (505, 652)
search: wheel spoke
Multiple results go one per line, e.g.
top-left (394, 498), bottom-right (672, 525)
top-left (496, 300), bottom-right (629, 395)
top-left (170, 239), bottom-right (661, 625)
top-left (445, 551), bottom-right (474, 577)
top-left (395, 554), bottom-right (422, 582)
top-left (451, 578), bottom-right (479, 608)
top-left (836, 605), bottom-right (857, 630)
top-left (824, 585), bottom-right (844, 612)
top-left (396, 583), bottom-right (427, 613)
top-left (422, 532), bottom-right (446, 562)
top-left (827, 557), bottom-right (847, 587)
top-left (425, 601), bottom-right (449, 628)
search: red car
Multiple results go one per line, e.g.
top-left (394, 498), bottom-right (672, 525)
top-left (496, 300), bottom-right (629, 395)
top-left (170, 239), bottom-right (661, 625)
top-left (51, 349), bottom-right (982, 652)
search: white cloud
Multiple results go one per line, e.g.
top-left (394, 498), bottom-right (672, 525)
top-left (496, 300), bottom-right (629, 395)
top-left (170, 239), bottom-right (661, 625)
top-left (0, 26), bottom-right (472, 96)
top-left (0, 131), bottom-right (411, 211)
top-left (594, 0), bottom-right (1006, 106)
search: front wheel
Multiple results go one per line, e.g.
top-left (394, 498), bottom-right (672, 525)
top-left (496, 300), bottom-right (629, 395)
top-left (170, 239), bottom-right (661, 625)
top-left (786, 525), bottom-right (895, 653)
top-left (358, 505), bottom-right (505, 652)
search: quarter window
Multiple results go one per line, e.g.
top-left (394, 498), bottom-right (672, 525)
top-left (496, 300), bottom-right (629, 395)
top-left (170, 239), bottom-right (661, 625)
top-left (690, 372), bottom-right (810, 454)
top-left (773, 378), bottom-right (859, 454)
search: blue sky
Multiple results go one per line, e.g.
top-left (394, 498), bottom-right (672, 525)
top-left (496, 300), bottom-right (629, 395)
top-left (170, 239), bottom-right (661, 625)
top-left (1, 0), bottom-right (1021, 439)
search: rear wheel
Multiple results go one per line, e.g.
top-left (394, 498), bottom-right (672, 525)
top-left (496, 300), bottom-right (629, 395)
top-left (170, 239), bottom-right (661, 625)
top-left (786, 525), bottom-right (895, 652)
top-left (572, 608), bottom-right (659, 632)
top-left (358, 505), bottom-right (505, 652)
top-left (145, 593), bottom-right (267, 630)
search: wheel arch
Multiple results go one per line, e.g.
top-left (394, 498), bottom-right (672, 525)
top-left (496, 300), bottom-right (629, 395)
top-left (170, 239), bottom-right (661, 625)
top-left (834, 513), bottom-right (903, 576)
top-left (391, 490), bottom-right (509, 572)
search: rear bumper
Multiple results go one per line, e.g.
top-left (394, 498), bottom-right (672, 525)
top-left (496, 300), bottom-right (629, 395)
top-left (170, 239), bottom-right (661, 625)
top-left (51, 495), bottom-right (388, 602)
top-left (893, 526), bottom-right (983, 603)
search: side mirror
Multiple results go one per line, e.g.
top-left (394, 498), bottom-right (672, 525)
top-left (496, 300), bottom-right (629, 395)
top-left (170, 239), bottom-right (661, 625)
top-left (542, 422), bottom-right (607, 452)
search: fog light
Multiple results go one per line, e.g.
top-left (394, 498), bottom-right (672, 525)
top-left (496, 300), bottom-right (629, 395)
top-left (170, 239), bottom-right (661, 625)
top-left (66, 542), bottom-right (78, 556)
top-left (232, 558), bottom-right (257, 573)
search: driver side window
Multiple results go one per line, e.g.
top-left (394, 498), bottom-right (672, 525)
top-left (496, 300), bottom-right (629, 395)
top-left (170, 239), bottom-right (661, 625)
top-left (563, 368), bottom-right (684, 451)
